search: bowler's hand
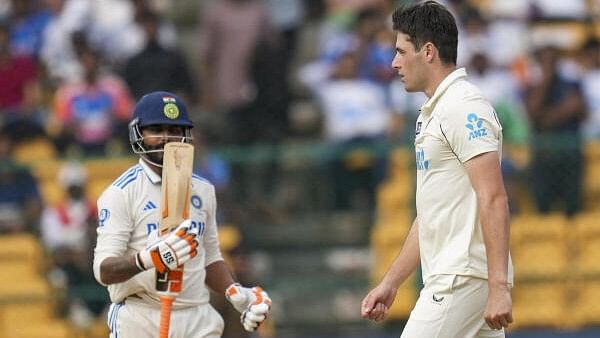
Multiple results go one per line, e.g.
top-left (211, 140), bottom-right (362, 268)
top-left (361, 283), bottom-right (398, 322)
top-left (484, 283), bottom-right (513, 330)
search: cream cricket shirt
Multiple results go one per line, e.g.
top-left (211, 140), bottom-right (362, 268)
top-left (414, 68), bottom-right (514, 285)
top-left (93, 158), bottom-right (224, 307)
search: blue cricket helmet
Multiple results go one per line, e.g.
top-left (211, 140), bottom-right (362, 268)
top-left (132, 91), bottom-right (193, 127)
top-left (128, 91), bottom-right (194, 158)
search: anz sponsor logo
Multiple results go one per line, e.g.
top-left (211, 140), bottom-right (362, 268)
top-left (466, 113), bottom-right (487, 140)
top-left (146, 220), bottom-right (206, 236)
top-left (416, 148), bottom-right (429, 171)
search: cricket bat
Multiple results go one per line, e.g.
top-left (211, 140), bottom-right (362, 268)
top-left (157, 142), bottom-right (194, 338)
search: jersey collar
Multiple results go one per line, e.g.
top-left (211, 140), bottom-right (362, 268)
top-left (138, 158), bottom-right (161, 184)
top-left (420, 67), bottom-right (467, 115)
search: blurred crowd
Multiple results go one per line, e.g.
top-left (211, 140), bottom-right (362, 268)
top-left (1, 0), bottom-right (600, 334)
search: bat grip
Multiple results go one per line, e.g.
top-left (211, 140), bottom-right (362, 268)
top-left (159, 295), bottom-right (175, 338)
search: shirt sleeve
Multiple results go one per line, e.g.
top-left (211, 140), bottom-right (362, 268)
top-left (93, 186), bottom-right (133, 285)
top-left (203, 184), bottom-right (224, 267)
top-left (440, 100), bottom-right (502, 163)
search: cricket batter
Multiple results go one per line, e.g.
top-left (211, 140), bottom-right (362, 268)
top-left (93, 91), bottom-right (271, 337)
top-left (361, 2), bottom-right (514, 337)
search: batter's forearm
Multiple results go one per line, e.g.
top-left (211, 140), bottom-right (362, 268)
top-left (205, 260), bottom-right (236, 294)
top-left (381, 218), bottom-right (420, 288)
top-left (99, 255), bottom-right (141, 285)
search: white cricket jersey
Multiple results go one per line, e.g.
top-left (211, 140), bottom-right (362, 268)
top-left (414, 68), bottom-right (514, 285)
top-left (93, 158), bottom-right (224, 307)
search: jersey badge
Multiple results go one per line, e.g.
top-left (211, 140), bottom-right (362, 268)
top-left (465, 113), bottom-right (487, 140)
top-left (416, 147), bottom-right (429, 170)
top-left (191, 195), bottom-right (202, 209)
top-left (99, 208), bottom-right (110, 227)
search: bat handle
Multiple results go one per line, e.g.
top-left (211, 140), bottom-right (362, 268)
top-left (159, 295), bottom-right (175, 338)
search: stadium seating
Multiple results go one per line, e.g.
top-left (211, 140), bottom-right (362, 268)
top-left (0, 233), bottom-right (73, 338)
top-left (512, 281), bottom-right (570, 329)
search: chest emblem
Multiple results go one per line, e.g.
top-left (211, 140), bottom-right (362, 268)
top-left (416, 148), bottom-right (430, 171)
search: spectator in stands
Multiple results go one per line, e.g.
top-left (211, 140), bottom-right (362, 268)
top-left (123, 10), bottom-right (195, 102)
top-left (577, 39), bottom-right (600, 140)
top-left (7, 0), bottom-right (52, 58)
top-left (0, 21), bottom-right (41, 122)
top-left (388, 77), bottom-right (428, 145)
top-left (525, 44), bottom-right (587, 216)
top-left (52, 46), bottom-right (133, 156)
top-left (0, 129), bottom-right (42, 234)
top-left (40, 0), bottom-right (90, 84)
top-left (198, 0), bottom-right (272, 144)
top-left (304, 50), bottom-right (392, 210)
top-left (468, 52), bottom-right (528, 213)
top-left (40, 161), bottom-right (102, 326)
top-left (40, 161), bottom-right (95, 260)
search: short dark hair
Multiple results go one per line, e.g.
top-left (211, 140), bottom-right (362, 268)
top-left (392, 1), bottom-right (458, 65)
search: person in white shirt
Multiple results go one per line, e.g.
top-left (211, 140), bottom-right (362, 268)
top-left (360, 2), bottom-right (513, 337)
top-left (93, 91), bottom-right (271, 338)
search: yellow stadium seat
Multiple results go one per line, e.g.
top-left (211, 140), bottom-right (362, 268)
top-left (574, 237), bottom-right (600, 277)
top-left (371, 223), bottom-right (409, 248)
top-left (511, 213), bottom-right (567, 244)
top-left (85, 157), bottom-right (136, 181)
top-left (585, 140), bottom-right (600, 161)
top-left (0, 275), bottom-right (51, 302)
top-left (29, 159), bottom-right (63, 183)
top-left (0, 302), bottom-right (54, 323)
top-left (572, 280), bottom-right (600, 325)
top-left (218, 224), bottom-right (241, 252)
top-left (40, 180), bottom-right (65, 206)
top-left (512, 281), bottom-right (567, 329)
top-left (387, 275), bottom-right (418, 320)
top-left (574, 211), bottom-right (600, 238)
top-left (0, 261), bottom-right (51, 304)
top-left (512, 240), bottom-right (569, 280)
top-left (506, 144), bottom-right (530, 169)
top-left (584, 159), bottom-right (600, 203)
top-left (13, 138), bottom-right (57, 165)
top-left (0, 234), bottom-right (42, 264)
top-left (86, 178), bottom-right (115, 201)
top-left (389, 147), bottom-right (413, 172)
top-left (377, 178), bottom-right (413, 213)
top-left (3, 318), bottom-right (73, 338)
top-left (88, 316), bottom-right (110, 338)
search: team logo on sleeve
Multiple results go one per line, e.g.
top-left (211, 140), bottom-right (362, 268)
top-left (465, 113), bottom-right (487, 140)
top-left (99, 208), bottom-right (110, 227)
top-left (191, 195), bottom-right (202, 209)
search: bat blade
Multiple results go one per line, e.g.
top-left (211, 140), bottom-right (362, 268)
top-left (156, 142), bottom-right (194, 338)
top-left (159, 142), bottom-right (194, 236)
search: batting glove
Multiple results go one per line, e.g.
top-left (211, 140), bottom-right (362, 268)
top-left (135, 220), bottom-right (198, 273)
top-left (225, 283), bottom-right (272, 332)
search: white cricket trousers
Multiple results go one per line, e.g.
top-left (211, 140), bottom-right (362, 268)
top-left (108, 297), bottom-right (224, 338)
top-left (400, 274), bottom-right (505, 338)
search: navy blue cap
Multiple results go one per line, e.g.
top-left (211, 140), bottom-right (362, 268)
top-left (132, 91), bottom-right (193, 127)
